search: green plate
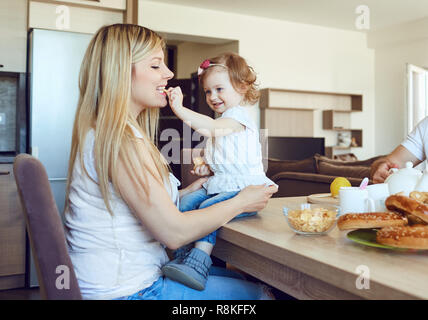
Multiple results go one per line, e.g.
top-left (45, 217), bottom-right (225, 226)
top-left (346, 229), bottom-right (408, 251)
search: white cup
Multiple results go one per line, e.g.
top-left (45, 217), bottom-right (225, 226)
top-left (339, 187), bottom-right (375, 214)
top-left (366, 183), bottom-right (390, 211)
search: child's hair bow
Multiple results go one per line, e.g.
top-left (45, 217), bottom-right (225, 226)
top-left (197, 59), bottom-right (227, 79)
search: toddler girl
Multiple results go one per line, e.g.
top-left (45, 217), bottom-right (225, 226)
top-left (162, 52), bottom-right (277, 290)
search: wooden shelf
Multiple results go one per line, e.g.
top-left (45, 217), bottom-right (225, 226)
top-left (259, 106), bottom-right (316, 111)
top-left (260, 88), bottom-right (363, 111)
top-left (327, 145), bottom-right (362, 150)
top-left (325, 145), bottom-right (361, 158)
top-left (322, 109), bottom-right (362, 157)
top-left (259, 89), bottom-right (363, 158)
top-left (322, 110), bottom-right (362, 130)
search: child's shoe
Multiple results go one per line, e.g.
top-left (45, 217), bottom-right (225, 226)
top-left (161, 247), bottom-right (212, 291)
top-left (171, 243), bottom-right (193, 262)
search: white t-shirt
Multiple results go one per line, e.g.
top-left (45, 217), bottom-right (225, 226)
top-left (401, 116), bottom-right (428, 161)
top-left (202, 105), bottom-right (277, 195)
top-left (65, 125), bottom-right (180, 300)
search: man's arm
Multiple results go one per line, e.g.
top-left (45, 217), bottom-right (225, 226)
top-left (370, 145), bottom-right (422, 183)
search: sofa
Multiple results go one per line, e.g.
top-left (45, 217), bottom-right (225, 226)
top-left (180, 148), bottom-right (384, 198)
top-left (265, 154), bottom-right (384, 197)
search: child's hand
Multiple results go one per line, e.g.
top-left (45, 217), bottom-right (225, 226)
top-left (166, 87), bottom-right (184, 112)
top-left (191, 164), bottom-right (211, 177)
top-left (179, 177), bottom-right (208, 198)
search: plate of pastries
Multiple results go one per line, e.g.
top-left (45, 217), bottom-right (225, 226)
top-left (338, 191), bottom-right (428, 250)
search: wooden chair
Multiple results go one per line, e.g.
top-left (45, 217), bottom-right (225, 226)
top-left (13, 154), bottom-right (81, 300)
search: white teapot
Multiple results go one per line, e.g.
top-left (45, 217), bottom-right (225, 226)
top-left (385, 161), bottom-right (423, 195)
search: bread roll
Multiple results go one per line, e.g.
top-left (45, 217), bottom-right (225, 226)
top-left (385, 195), bottom-right (428, 224)
top-left (376, 225), bottom-right (428, 249)
top-left (337, 212), bottom-right (407, 231)
top-left (409, 191), bottom-right (428, 204)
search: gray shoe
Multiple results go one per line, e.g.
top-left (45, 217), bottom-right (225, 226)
top-left (172, 243), bottom-right (193, 261)
top-left (161, 248), bottom-right (212, 291)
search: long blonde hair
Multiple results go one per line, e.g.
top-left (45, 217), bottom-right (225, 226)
top-left (65, 24), bottom-right (170, 215)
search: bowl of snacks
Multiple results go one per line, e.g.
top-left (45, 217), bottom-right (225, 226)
top-left (283, 203), bottom-right (339, 235)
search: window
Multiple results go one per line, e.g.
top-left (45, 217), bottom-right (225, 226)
top-left (407, 64), bottom-right (428, 133)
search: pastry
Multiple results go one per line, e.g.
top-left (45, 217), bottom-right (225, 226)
top-left (385, 194), bottom-right (428, 224)
top-left (337, 212), bottom-right (407, 230)
top-left (192, 157), bottom-right (205, 170)
top-left (376, 225), bottom-right (428, 249)
top-left (409, 191), bottom-right (428, 203)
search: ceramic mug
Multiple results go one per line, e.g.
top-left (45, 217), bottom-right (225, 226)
top-left (339, 187), bottom-right (375, 214)
top-left (366, 183), bottom-right (390, 211)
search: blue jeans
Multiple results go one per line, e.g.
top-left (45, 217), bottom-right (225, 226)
top-left (179, 188), bottom-right (257, 245)
top-left (114, 266), bottom-right (271, 300)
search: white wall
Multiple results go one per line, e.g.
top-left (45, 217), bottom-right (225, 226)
top-left (139, 0), bottom-right (375, 159)
top-left (175, 41), bottom-right (239, 79)
top-left (370, 18), bottom-right (428, 156)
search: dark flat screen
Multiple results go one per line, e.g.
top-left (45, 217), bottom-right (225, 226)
top-left (266, 137), bottom-right (325, 161)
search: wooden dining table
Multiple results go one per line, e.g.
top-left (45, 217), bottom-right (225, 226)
top-left (212, 196), bottom-right (428, 300)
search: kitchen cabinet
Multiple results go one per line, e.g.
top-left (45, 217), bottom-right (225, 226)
top-left (0, 164), bottom-right (26, 290)
top-left (29, 0), bottom-right (125, 34)
top-left (0, 0), bottom-right (28, 73)
top-left (47, 0), bottom-right (126, 10)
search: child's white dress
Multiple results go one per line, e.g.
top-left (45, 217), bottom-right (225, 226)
top-left (202, 105), bottom-right (276, 195)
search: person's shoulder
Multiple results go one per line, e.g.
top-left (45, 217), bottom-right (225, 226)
top-left (417, 116), bottom-right (428, 129)
top-left (223, 105), bottom-right (257, 131)
top-left (82, 128), bottom-right (98, 181)
top-left (128, 122), bottom-right (144, 139)
top-left (82, 129), bottom-right (95, 151)
top-left (222, 105), bottom-right (246, 117)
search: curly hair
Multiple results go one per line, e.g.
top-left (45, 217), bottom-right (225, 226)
top-left (200, 52), bottom-right (260, 105)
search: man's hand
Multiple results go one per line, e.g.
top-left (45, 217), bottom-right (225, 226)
top-left (370, 158), bottom-right (399, 183)
top-left (370, 145), bottom-right (421, 184)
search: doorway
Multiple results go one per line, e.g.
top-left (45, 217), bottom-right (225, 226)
top-left (157, 32), bottom-right (239, 180)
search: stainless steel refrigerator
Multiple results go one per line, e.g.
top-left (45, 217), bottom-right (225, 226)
top-left (27, 28), bottom-right (92, 287)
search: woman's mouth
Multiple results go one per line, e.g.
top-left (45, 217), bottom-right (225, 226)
top-left (157, 86), bottom-right (167, 96)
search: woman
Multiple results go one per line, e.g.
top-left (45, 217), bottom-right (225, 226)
top-left (64, 24), bottom-right (277, 300)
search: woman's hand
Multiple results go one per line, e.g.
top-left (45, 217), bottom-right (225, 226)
top-left (235, 184), bottom-right (278, 213)
top-left (179, 177), bottom-right (209, 198)
top-left (191, 164), bottom-right (212, 177)
top-left (166, 87), bottom-right (184, 112)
